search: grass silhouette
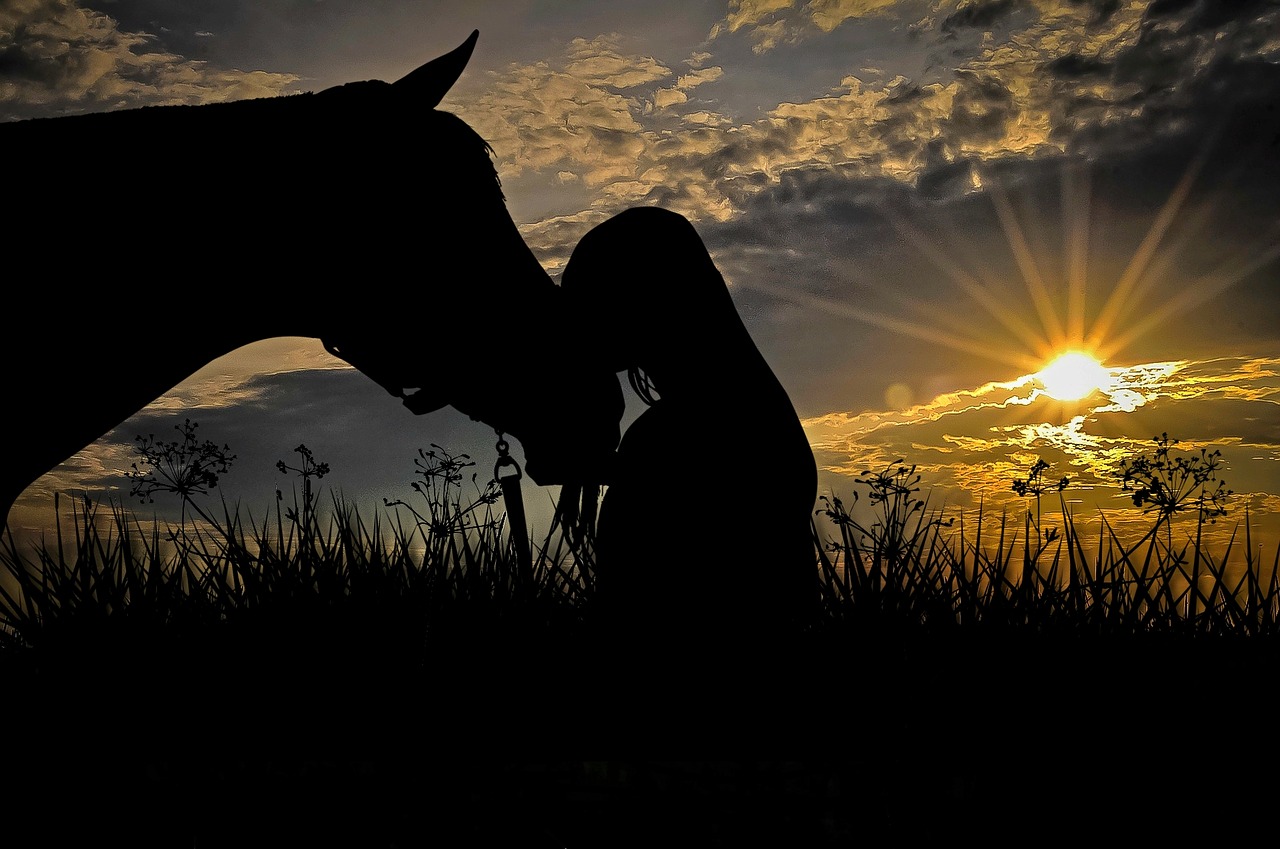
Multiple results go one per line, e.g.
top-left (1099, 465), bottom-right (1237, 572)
top-left (2, 438), bottom-right (1278, 846)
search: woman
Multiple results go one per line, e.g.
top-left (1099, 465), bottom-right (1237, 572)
top-left (562, 206), bottom-right (819, 642)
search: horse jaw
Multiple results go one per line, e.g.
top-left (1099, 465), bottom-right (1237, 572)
top-left (392, 29), bottom-right (479, 108)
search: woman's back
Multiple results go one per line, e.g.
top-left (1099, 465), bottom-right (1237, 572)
top-left (562, 207), bottom-right (818, 641)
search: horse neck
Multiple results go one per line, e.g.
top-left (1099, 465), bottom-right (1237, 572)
top-left (308, 211), bottom-right (555, 341)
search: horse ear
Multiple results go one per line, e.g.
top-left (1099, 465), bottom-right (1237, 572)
top-left (393, 29), bottom-right (479, 107)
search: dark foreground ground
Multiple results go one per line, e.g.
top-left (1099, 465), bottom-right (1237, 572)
top-left (5, 622), bottom-right (1278, 847)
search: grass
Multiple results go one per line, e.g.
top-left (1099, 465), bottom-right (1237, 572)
top-left (815, 474), bottom-right (1280, 641)
top-left (2, 445), bottom-right (1279, 847)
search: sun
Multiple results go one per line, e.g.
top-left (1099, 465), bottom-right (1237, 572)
top-left (1036, 351), bottom-right (1112, 401)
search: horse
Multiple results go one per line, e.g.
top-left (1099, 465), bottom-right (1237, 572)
top-left (0, 30), bottom-right (624, 536)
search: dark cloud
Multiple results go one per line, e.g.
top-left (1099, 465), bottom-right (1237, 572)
top-left (1190, 0), bottom-right (1278, 29)
top-left (1114, 0), bottom-right (1280, 103)
top-left (1145, 0), bottom-right (1198, 19)
top-left (1113, 27), bottom-right (1200, 95)
top-left (1145, 0), bottom-right (1278, 31)
top-left (916, 156), bottom-right (977, 200)
top-left (884, 80), bottom-right (932, 105)
top-left (694, 49), bottom-right (1280, 413)
top-left (945, 71), bottom-right (1013, 141)
top-left (696, 119), bottom-right (801, 182)
top-left (1069, 0), bottom-right (1121, 25)
top-left (941, 0), bottom-right (1023, 35)
top-left (586, 124), bottom-right (645, 156)
top-left (1044, 53), bottom-right (1111, 79)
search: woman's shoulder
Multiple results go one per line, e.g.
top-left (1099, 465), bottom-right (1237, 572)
top-left (618, 401), bottom-right (677, 445)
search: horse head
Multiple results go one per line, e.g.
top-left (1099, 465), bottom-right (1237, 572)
top-left (317, 30), bottom-right (623, 499)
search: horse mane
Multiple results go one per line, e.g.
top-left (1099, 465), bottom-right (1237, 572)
top-left (418, 109), bottom-right (505, 202)
top-left (4, 89), bottom-right (504, 206)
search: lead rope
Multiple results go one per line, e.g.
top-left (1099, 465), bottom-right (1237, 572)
top-left (554, 481), bottom-right (600, 552)
top-left (494, 432), bottom-right (532, 589)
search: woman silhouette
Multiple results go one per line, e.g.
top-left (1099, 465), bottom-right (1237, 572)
top-left (562, 207), bottom-right (818, 643)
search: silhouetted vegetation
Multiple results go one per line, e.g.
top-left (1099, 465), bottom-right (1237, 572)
top-left (1, 424), bottom-right (1277, 847)
top-left (816, 445), bottom-right (1276, 639)
top-left (9, 426), bottom-right (1273, 660)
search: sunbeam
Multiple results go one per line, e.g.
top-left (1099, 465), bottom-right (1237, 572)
top-left (733, 278), bottom-right (1041, 371)
top-left (1062, 159), bottom-right (1090, 347)
top-left (1101, 239), bottom-right (1280, 360)
top-left (885, 208), bottom-right (1049, 356)
top-left (986, 171), bottom-right (1067, 348)
top-left (1086, 143), bottom-right (1212, 353)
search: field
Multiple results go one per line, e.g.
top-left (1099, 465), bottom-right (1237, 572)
top-left (3, 441), bottom-right (1278, 847)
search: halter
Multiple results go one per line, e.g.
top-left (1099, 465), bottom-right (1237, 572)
top-left (496, 431), bottom-right (599, 592)
top-left (493, 432), bottom-right (531, 584)
top-left (323, 336), bottom-right (600, 581)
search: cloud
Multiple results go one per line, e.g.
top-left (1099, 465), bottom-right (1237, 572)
top-left (442, 0), bottom-right (1276, 284)
top-left (458, 34), bottom-right (667, 194)
top-left (743, 20), bottom-right (794, 53)
top-left (808, 0), bottom-right (912, 31)
top-left (652, 87), bottom-right (688, 109)
top-left (518, 209), bottom-right (620, 273)
top-left (479, 7), bottom-right (1068, 223)
top-left (707, 0), bottom-right (812, 52)
top-left (0, 0), bottom-right (298, 121)
top-left (940, 0), bottom-right (1023, 35)
top-left (8, 2), bottom-right (1275, 559)
top-left (650, 65), bottom-right (725, 111)
top-left (695, 0), bottom-right (1280, 198)
top-left (711, 0), bottom-right (798, 37)
top-left (563, 34), bottom-right (672, 88)
top-left (802, 353), bottom-right (1280, 549)
top-left (708, 0), bottom-right (908, 46)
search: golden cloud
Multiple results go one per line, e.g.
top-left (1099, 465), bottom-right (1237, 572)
top-left (650, 66), bottom-right (723, 111)
top-left (713, 0), bottom-right (799, 36)
top-left (652, 87), bottom-right (689, 110)
top-left (746, 20), bottom-right (791, 53)
top-left (564, 35), bottom-right (672, 88)
top-left (461, 55), bottom-right (651, 187)
top-left (0, 0), bottom-right (297, 116)
top-left (458, 0), bottom-right (1268, 254)
top-left (807, 0), bottom-right (909, 32)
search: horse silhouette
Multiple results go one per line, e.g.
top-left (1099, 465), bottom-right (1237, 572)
top-left (561, 207), bottom-right (819, 639)
top-left (0, 30), bottom-right (623, 531)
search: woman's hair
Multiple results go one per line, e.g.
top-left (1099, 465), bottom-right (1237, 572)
top-left (563, 205), bottom-right (747, 407)
top-left (628, 367), bottom-right (659, 406)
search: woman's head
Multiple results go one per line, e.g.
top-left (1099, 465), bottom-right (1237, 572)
top-left (561, 206), bottom-right (748, 397)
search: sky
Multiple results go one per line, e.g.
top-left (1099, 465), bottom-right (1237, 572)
top-left (4, 0), bottom-right (1279, 562)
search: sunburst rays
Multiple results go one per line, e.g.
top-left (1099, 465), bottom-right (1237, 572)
top-left (760, 138), bottom-right (1270, 397)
